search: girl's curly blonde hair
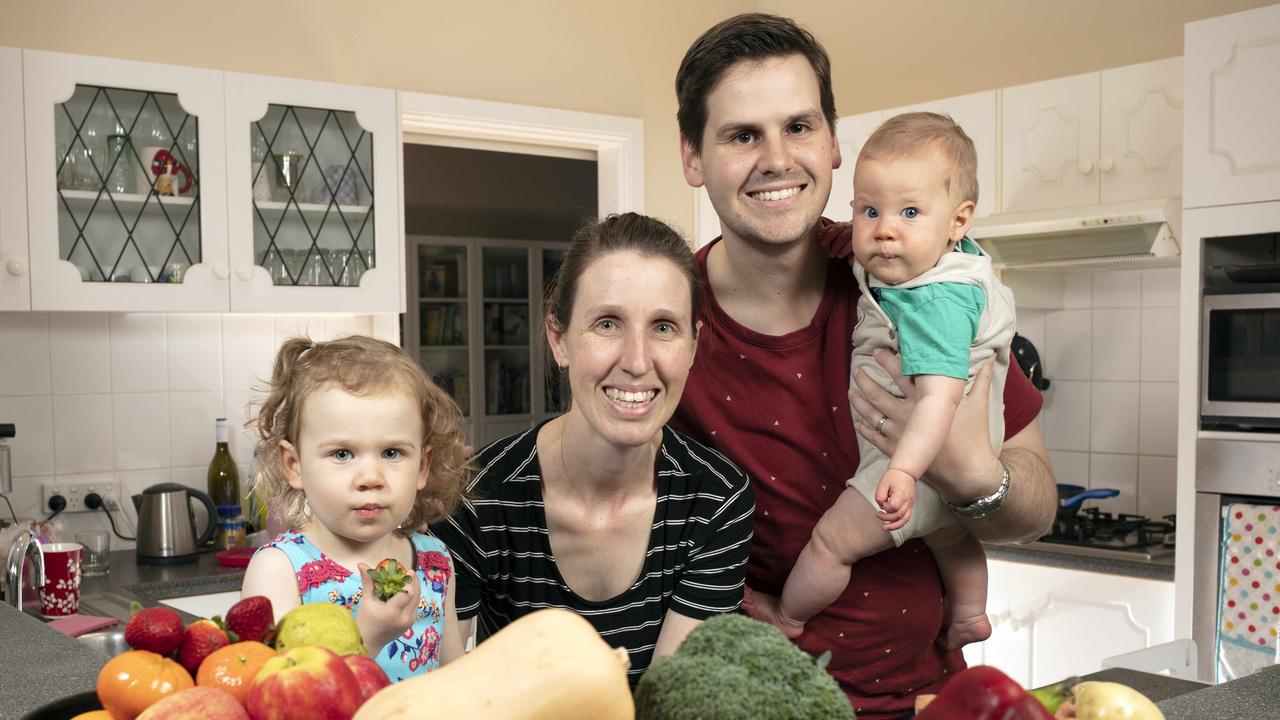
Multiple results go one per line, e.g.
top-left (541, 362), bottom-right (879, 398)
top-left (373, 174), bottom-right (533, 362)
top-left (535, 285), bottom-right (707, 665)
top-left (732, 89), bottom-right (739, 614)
top-left (250, 335), bottom-right (469, 535)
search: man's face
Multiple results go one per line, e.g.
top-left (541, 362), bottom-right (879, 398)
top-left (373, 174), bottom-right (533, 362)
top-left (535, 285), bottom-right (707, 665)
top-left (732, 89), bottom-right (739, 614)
top-left (681, 54), bottom-right (841, 248)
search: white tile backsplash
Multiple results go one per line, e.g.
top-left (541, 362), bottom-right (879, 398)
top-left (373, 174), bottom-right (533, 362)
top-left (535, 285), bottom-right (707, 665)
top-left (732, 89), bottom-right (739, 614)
top-left (1019, 266), bottom-right (1180, 520)
top-left (167, 316), bottom-right (222, 392)
top-left (113, 392), bottom-right (171, 470)
top-left (1091, 382), bottom-right (1140, 454)
top-left (52, 393), bottom-right (114, 474)
top-left (110, 314), bottom-right (168, 392)
top-left (222, 316), bottom-right (274, 392)
top-left (0, 313), bottom-right (52, 396)
top-left (50, 314), bottom-right (110, 394)
top-left (169, 391), bottom-right (225, 468)
top-left (1, 395), bottom-right (54, 476)
top-left (1092, 308), bottom-right (1142, 381)
top-left (1140, 307), bottom-right (1179, 382)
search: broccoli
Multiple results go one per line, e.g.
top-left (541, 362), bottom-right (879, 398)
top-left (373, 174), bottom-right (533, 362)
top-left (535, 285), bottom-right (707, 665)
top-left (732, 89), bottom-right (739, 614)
top-left (634, 613), bottom-right (855, 720)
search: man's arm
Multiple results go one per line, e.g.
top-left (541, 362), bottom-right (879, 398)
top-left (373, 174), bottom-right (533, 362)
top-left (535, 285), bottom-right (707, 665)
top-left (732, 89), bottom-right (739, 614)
top-left (850, 349), bottom-right (1056, 543)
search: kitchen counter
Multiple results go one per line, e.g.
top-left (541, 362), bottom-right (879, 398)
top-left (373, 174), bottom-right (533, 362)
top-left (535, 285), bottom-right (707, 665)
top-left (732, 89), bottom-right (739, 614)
top-left (1, 548), bottom-right (245, 719)
top-left (984, 541), bottom-right (1174, 581)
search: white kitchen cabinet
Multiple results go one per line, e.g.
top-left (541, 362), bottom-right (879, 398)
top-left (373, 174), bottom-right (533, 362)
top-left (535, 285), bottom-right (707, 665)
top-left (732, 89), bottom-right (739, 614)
top-left (883, 90), bottom-right (999, 217)
top-left (405, 235), bottom-right (567, 447)
top-left (1184, 4), bottom-right (1280, 208)
top-left (225, 72), bottom-right (401, 313)
top-left (17, 50), bottom-right (402, 314)
top-left (0, 46), bottom-right (29, 310)
top-left (23, 50), bottom-right (230, 312)
top-left (966, 559), bottom-right (1175, 688)
top-left (1002, 58), bottom-right (1183, 213)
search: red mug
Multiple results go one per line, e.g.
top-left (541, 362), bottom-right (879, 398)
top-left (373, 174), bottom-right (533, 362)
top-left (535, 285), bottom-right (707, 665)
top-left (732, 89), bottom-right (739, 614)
top-left (40, 542), bottom-right (83, 617)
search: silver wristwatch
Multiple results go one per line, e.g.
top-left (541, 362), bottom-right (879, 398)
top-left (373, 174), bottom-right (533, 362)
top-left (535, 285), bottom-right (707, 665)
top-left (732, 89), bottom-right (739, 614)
top-left (946, 462), bottom-right (1010, 519)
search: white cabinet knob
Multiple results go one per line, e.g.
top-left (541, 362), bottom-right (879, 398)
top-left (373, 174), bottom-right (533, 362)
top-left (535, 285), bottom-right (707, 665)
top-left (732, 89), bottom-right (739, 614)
top-left (1098, 156), bottom-right (1116, 173)
top-left (5, 257), bottom-right (26, 276)
top-left (213, 264), bottom-right (230, 281)
top-left (1076, 158), bottom-right (1095, 175)
top-left (236, 265), bottom-right (254, 281)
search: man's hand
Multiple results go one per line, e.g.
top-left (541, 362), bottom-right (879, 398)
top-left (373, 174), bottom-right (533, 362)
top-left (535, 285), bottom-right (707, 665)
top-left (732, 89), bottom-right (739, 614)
top-left (817, 219), bottom-right (854, 262)
top-left (874, 468), bottom-right (916, 531)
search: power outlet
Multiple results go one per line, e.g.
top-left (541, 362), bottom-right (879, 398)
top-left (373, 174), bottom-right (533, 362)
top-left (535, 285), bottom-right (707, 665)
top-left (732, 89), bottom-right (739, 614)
top-left (42, 481), bottom-right (121, 514)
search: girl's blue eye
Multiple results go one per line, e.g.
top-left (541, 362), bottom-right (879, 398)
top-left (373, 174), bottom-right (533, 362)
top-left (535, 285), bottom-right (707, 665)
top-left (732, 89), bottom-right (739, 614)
top-left (862, 207), bottom-right (879, 219)
top-left (382, 448), bottom-right (402, 460)
top-left (902, 207), bottom-right (919, 219)
top-left (333, 449), bottom-right (352, 461)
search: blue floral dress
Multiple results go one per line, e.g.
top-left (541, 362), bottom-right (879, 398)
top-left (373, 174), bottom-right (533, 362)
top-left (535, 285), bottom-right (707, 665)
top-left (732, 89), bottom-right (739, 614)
top-left (261, 529), bottom-right (452, 681)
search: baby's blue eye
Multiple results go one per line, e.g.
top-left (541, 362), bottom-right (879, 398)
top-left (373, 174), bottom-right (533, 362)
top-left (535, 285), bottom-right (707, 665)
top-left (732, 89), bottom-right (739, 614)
top-left (382, 448), bottom-right (402, 460)
top-left (333, 449), bottom-right (352, 461)
top-left (862, 207), bottom-right (879, 219)
top-left (902, 207), bottom-right (920, 219)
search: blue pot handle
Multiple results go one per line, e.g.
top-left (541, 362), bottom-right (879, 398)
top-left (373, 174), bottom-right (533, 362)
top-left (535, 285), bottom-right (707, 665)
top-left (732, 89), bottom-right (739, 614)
top-left (1061, 488), bottom-right (1119, 508)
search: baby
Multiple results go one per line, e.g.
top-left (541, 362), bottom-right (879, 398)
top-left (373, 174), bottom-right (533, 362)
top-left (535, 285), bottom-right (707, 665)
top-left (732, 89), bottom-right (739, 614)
top-left (747, 112), bottom-right (1015, 649)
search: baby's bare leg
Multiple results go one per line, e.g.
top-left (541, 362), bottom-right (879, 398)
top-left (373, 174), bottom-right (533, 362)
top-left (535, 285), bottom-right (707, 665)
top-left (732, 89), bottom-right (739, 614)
top-left (747, 488), bottom-right (894, 638)
top-left (923, 524), bottom-right (992, 649)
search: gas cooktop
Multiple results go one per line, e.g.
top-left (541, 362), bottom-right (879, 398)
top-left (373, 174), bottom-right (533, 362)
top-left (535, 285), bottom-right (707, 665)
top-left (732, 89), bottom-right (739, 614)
top-left (1029, 508), bottom-right (1176, 563)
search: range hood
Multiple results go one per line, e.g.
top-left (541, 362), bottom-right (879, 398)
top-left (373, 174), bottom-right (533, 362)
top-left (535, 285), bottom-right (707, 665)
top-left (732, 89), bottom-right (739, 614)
top-left (970, 197), bottom-right (1181, 270)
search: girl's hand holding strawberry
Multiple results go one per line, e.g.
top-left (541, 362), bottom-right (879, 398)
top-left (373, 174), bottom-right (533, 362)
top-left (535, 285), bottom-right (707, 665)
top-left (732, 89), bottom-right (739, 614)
top-left (355, 560), bottom-right (422, 656)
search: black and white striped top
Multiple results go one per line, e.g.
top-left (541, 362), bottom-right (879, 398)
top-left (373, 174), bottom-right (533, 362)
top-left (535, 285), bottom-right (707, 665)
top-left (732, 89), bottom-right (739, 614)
top-left (429, 422), bottom-right (754, 685)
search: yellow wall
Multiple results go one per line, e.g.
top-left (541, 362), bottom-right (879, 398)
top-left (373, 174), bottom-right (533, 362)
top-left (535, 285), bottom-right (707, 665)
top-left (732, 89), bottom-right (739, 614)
top-left (2, 0), bottom-right (1274, 236)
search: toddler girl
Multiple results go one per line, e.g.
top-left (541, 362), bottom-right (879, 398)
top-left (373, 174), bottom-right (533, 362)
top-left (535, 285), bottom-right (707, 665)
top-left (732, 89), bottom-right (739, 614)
top-left (242, 335), bottom-right (470, 680)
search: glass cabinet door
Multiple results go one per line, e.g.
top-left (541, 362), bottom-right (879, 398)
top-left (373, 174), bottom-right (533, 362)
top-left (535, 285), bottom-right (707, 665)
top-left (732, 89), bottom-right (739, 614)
top-left (416, 243), bottom-right (471, 416)
top-left (482, 246), bottom-right (531, 416)
top-left (225, 73), bottom-right (398, 313)
top-left (24, 50), bottom-right (229, 311)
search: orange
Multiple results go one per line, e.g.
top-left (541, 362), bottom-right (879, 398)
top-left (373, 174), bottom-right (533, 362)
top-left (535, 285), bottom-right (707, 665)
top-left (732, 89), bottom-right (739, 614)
top-left (96, 649), bottom-right (194, 720)
top-left (195, 640), bottom-right (278, 706)
top-left (69, 712), bottom-right (115, 720)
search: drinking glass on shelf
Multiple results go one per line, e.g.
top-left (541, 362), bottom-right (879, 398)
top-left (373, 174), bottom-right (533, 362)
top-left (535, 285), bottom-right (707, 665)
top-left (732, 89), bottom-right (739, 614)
top-left (301, 250), bottom-right (329, 286)
top-left (261, 247), bottom-right (287, 285)
top-left (63, 143), bottom-right (98, 190)
top-left (104, 134), bottom-right (137, 194)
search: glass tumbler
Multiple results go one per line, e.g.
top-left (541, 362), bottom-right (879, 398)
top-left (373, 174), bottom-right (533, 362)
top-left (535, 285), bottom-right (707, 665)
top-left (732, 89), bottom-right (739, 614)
top-left (75, 530), bottom-right (110, 577)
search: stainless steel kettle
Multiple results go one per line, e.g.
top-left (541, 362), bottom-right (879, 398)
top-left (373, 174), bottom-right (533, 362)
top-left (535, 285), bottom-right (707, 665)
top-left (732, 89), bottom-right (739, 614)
top-left (132, 482), bottom-right (216, 565)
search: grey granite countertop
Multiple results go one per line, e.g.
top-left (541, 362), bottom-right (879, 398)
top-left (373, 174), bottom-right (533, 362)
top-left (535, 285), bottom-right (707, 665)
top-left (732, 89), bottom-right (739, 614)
top-left (1158, 664), bottom-right (1280, 720)
top-left (1, 548), bottom-right (245, 719)
top-left (984, 541), bottom-right (1175, 581)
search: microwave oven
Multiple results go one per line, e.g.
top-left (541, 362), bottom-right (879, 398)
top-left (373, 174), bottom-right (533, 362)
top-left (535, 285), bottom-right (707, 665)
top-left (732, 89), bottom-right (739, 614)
top-left (1201, 292), bottom-right (1280, 428)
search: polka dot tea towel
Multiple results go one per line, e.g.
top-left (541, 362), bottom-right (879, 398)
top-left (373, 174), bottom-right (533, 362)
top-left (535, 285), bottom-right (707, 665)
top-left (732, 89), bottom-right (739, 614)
top-left (1216, 503), bottom-right (1280, 682)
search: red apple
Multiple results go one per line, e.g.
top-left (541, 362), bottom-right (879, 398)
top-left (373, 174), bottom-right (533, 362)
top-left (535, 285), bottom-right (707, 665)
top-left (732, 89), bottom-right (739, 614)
top-left (245, 646), bottom-right (362, 720)
top-left (341, 654), bottom-right (390, 703)
top-left (138, 687), bottom-right (249, 719)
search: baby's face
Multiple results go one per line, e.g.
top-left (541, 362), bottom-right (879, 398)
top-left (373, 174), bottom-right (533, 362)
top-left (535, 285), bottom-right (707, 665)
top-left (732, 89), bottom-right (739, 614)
top-left (850, 153), bottom-right (968, 286)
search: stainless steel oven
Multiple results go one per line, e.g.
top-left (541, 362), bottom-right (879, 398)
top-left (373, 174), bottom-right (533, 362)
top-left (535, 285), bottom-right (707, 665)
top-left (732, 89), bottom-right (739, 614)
top-left (1201, 293), bottom-right (1280, 429)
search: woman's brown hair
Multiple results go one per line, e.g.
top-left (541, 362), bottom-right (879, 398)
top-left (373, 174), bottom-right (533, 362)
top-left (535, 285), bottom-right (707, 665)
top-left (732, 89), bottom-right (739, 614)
top-left (250, 335), bottom-right (469, 535)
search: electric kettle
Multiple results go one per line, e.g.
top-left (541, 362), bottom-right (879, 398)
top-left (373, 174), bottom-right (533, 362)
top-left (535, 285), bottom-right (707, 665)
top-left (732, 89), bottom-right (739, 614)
top-left (132, 482), bottom-right (216, 565)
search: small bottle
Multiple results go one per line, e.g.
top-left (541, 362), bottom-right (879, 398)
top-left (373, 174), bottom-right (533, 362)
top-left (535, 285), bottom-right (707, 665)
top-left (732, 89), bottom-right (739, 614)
top-left (214, 504), bottom-right (247, 551)
top-left (208, 418), bottom-right (241, 508)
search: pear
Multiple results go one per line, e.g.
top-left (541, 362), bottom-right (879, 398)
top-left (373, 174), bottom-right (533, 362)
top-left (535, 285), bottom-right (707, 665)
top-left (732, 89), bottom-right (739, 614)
top-left (273, 602), bottom-right (367, 656)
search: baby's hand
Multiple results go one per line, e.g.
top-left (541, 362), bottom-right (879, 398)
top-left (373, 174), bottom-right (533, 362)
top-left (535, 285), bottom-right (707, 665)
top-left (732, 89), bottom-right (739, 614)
top-left (875, 469), bottom-right (917, 532)
top-left (817, 219), bottom-right (855, 262)
top-left (355, 561), bottom-right (422, 653)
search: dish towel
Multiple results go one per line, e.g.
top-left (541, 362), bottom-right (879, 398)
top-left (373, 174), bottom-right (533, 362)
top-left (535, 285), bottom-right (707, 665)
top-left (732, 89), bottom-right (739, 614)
top-left (47, 614), bottom-right (118, 638)
top-left (1216, 502), bottom-right (1280, 682)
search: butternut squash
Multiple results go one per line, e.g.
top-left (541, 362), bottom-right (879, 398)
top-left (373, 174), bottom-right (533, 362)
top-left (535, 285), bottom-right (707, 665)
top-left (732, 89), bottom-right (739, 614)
top-left (352, 607), bottom-right (634, 720)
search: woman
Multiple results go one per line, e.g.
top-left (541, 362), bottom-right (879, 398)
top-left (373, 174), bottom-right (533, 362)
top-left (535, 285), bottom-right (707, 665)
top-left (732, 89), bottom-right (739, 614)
top-left (430, 213), bottom-right (754, 686)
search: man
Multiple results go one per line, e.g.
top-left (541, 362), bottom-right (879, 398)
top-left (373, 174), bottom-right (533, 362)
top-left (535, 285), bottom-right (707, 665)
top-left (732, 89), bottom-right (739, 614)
top-left (669, 13), bottom-right (1057, 719)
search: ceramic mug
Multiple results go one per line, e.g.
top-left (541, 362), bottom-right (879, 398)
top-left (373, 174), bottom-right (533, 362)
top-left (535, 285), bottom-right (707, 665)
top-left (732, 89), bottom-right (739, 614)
top-left (138, 146), bottom-right (193, 196)
top-left (40, 542), bottom-right (83, 617)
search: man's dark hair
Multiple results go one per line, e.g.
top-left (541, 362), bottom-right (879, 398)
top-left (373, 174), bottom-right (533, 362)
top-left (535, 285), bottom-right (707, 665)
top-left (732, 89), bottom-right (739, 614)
top-left (676, 13), bottom-right (837, 154)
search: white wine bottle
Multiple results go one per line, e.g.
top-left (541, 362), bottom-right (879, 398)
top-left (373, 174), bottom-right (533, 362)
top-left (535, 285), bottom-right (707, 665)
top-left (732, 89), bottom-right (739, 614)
top-left (208, 418), bottom-right (241, 508)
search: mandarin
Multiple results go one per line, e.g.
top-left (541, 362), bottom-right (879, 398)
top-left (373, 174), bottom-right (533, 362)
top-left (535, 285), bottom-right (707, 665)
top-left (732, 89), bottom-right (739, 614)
top-left (195, 641), bottom-right (278, 706)
top-left (96, 649), bottom-right (194, 720)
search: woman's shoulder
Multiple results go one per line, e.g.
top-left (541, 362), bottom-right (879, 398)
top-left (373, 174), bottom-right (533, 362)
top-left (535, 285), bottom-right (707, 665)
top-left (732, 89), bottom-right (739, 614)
top-left (660, 425), bottom-right (751, 491)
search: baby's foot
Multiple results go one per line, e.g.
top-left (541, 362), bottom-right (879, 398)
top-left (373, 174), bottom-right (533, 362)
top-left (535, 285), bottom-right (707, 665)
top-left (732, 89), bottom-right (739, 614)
top-left (743, 586), bottom-right (805, 639)
top-left (945, 613), bottom-right (992, 649)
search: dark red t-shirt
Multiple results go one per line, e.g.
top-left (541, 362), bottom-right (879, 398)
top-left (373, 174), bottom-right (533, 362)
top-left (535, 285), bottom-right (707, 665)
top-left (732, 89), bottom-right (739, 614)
top-left (670, 239), bottom-right (1044, 719)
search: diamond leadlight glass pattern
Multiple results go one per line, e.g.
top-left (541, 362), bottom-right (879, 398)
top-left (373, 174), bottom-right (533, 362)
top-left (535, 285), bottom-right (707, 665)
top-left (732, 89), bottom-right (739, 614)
top-left (55, 85), bottom-right (201, 283)
top-left (250, 105), bottom-right (375, 286)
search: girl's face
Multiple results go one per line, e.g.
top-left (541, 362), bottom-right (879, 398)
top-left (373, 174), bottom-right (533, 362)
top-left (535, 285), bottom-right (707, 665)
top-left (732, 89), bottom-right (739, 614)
top-left (280, 386), bottom-right (429, 546)
top-left (547, 250), bottom-right (697, 450)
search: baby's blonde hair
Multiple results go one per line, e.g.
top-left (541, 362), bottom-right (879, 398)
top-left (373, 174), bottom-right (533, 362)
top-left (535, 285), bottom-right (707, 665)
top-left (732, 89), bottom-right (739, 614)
top-left (250, 335), bottom-right (469, 535)
top-left (859, 111), bottom-right (979, 206)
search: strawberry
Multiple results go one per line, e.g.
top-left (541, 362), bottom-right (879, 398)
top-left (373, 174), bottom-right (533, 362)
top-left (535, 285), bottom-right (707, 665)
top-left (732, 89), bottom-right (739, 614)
top-left (176, 618), bottom-right (231, 674)
top-left (222, 595), bottom-right (274, 644)
top-left (368, 558), bottom-right (413, 601)
top-left (123, 602), bottom-right (184, 656)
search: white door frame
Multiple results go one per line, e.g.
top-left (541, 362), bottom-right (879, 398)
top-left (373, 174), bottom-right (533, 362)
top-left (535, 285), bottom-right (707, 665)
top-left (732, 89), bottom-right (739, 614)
top-left (397, 91), bottom-right (644, 218)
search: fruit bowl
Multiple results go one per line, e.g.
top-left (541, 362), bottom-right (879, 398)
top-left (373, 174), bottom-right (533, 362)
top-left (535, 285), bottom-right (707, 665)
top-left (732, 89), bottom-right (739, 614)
top-left (19, 690), bottom-right (102, 720)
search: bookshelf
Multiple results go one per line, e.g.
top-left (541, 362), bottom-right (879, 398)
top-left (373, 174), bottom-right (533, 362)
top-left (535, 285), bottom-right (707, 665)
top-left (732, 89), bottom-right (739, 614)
top-left (405, 235), bottom-right (569, 446)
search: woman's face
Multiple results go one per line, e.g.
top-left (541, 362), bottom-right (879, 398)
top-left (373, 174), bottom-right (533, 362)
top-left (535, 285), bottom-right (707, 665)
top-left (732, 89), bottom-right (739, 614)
top-left (548, 250), bottom-right (697, 450)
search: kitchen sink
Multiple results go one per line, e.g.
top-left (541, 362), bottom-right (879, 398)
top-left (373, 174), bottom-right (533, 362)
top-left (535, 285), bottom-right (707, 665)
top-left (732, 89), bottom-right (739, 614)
top-left (77, 628), bottom-right (129, 658)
